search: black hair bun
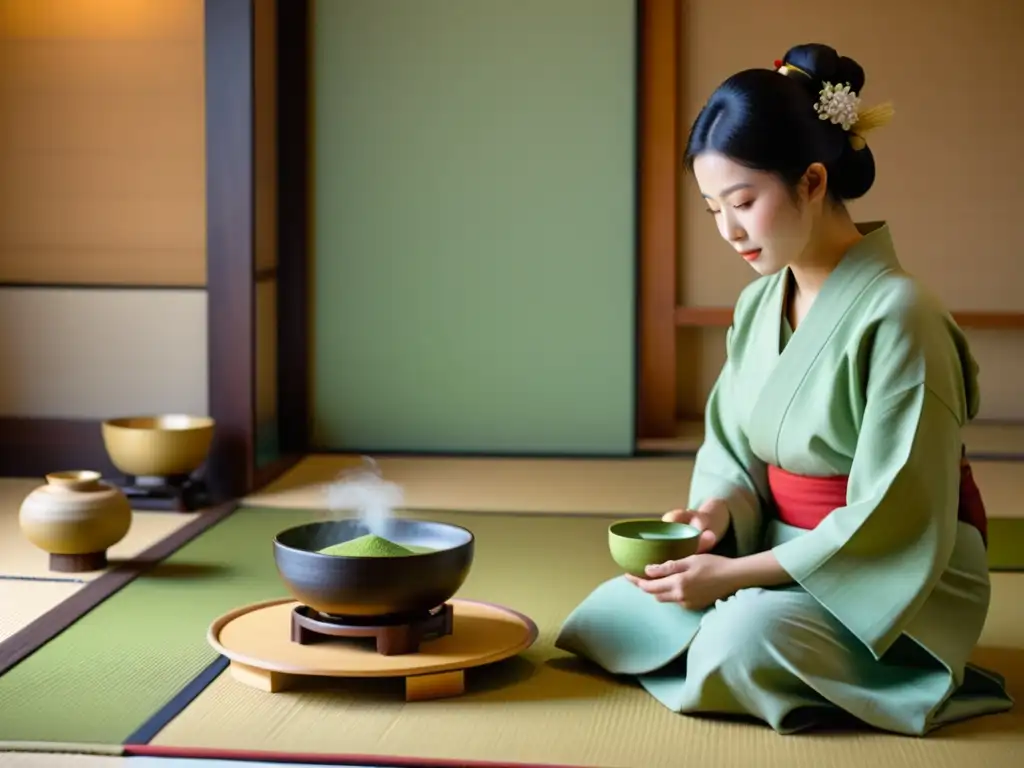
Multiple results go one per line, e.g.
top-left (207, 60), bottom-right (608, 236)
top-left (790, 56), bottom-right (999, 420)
top-left (783, 43), bottom-right (875, 200)
top-left (783, 43), bottom-right (865, 93)
top-left (830, 141), bottom-right (875, 200)
top-left (684, 42), bottom-right (889, 203)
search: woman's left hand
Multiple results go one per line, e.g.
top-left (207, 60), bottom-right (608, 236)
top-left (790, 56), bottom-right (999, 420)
top-left (625, 554), bottom-right (738, 611)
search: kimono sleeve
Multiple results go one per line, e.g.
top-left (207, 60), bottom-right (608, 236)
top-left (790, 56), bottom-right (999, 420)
top-left (688, 315), bottom-right (770, 558)
top-left (770, 305), bottom-right (968, 659)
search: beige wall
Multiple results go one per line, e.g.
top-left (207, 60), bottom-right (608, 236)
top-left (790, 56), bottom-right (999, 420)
top-left (0, 0), bottom-right (208, 420)
top-left (676, 0), bottom-right (1024, 421)
top-left (4, 0), bottom-right (1018, 427)
top-left (0, 287), bottom-right (208, 418)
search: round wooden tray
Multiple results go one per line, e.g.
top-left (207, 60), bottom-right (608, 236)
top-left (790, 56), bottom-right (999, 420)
top-left (207, 597), bottom-right (538, 701)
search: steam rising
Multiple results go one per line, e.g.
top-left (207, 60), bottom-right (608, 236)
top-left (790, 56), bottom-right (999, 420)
top-left (324, 456), bottom-right (405, 538)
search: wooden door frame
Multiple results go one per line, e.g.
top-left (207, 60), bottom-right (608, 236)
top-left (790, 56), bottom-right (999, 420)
top-left (206, 0), bottom-right (311, 499)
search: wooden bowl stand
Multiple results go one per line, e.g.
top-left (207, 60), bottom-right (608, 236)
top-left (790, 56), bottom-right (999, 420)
top-left (207, 597), bottom-right (538, 702)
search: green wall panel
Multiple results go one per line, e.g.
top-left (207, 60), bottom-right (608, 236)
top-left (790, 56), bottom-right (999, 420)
top-left (312, 0), bottom-right (636, 455)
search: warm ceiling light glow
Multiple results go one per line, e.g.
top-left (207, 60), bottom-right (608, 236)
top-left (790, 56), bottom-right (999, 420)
top-left (0, 0), bottom-right (195, 39)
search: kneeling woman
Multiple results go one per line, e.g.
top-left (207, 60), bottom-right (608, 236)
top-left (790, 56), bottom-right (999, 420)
top-left (555, 43), bottom-right (1013, 735)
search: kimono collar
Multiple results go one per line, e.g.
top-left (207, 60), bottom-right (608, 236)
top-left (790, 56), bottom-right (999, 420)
top-left (772, 220), bottom-right (903, 351)
top-left (845, 220), bottom-right (900, 272)
top-left (796, 221), bottom-right (902, 307)
top-left (753, 220), bottom-right (906, 466)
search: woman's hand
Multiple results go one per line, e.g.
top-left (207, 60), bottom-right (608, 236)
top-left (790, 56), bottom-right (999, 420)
top-left (625, 554), bottom-right (738, 611)
top-left (661, 498), bottom-right (731, 554)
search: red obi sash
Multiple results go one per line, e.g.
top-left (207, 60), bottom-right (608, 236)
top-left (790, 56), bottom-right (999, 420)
top-left (767, 447), bottom-right (988, 547)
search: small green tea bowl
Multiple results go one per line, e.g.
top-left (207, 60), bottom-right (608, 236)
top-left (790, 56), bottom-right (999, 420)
top-left (608, 519), bottom-right (701, 577)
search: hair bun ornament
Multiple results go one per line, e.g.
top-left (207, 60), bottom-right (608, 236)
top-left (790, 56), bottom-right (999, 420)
top-left (847, 102), bottom-right (896, 150)
top-left (813, 80), bottom-right (895, 151)
top-left (774, 59), bottom-right (813, 80)
top-left (815, 82), bottom-right (860, 130)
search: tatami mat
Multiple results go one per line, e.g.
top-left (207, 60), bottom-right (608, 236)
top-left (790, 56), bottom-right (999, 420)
top-left (119, 508), bottom-right (1024, 768)
top-left (0, 503), bottom-right (1020, 766)
top-left (0, 507), bottom-right (312, 746)
top-left (147, 552), bottom-right (1024, 768)
top-left (0, 579), bottom-right (82, 643)
top-left (0, 478), bottom-right (199, 582)
top-left (0, 756), bottom-right (123, 767)
top-left (243, 455), bottom-right (691, 514)
top-left (243, 453), bottom-right (1024, 519)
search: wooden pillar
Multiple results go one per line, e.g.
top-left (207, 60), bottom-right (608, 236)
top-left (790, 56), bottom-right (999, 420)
top-left (204, 0), bottom-right (257, 500)
top-left (205, 0), bottom-right (309, 498)
top-left (636, 0), bottom-right (680, 440)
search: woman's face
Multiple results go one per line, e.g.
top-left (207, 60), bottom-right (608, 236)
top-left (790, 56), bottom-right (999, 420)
top-left (691, 151), bottom-right (814, 277)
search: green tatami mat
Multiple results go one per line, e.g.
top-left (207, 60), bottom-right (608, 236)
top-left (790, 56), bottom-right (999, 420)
top-left (0, 507), bottom-right (1020, 746)
top-left (0, 507), bottom-right (310, 745)
top-left (0, 506), bottom-right (625, 745)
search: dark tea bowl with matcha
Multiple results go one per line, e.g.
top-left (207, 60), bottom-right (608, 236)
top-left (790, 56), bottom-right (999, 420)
top-left (608, 519), bottom-right (701, 578)
top-left (273, 518), bottom-right (474, 619)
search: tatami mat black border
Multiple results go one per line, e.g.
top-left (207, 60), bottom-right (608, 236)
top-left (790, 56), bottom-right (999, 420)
top-left (124, 654), bottom-right (231, 745)
top-left (0, 501), bottom-right (239, 676)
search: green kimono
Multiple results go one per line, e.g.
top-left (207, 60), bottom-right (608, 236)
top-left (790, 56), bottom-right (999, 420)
top-left (555, 222), bottom-right (1014, 735)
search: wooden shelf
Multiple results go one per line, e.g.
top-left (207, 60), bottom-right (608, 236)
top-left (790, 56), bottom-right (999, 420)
top-left (949, 312), bottom-right (1024, 330)
top-left (675, 306), bottom-right (1024, 331)
top-left (637, 419), bottom-right (1024, 459)
top-left (674, 307), bottom-right (732, 327)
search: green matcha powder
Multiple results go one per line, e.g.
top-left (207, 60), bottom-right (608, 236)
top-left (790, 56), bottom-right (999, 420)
top-left (319, 533), bottom-right (415, 557)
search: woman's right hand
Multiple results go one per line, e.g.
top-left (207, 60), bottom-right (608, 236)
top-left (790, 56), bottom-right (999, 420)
top-left (662, 498), bottom-right (731, 554)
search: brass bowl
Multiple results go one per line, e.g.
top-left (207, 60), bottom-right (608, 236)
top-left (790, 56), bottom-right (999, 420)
top-left (101, 415), bottom-right (215, 478)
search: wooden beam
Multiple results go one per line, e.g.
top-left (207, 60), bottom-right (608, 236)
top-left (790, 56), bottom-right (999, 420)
top-left (205, 0), bottom-right (257, 500)
top-left (674, 307), bottom-right (733, 327)
top-left (949, 312), bottom-right (1024, 331)
top-left (275, 0), bottom-right (311, 456)
top-left (675, 306), bottom-right (1024, 331)
top-left (207, 0), bottom-right (306, 498)
top-left (635, 0), bottom-right (680, 441)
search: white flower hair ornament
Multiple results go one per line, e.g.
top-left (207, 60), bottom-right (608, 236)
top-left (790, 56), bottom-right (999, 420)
top-left (815, 82), bottom-right (860, 130)
top-left (812, 81), bottom-right (896, 148)
top-left (775, 59), bottom-right (895, 150)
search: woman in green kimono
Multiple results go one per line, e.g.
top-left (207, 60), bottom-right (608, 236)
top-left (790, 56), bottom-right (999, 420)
top-left (555, 43), bottom-right (1014, 735)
